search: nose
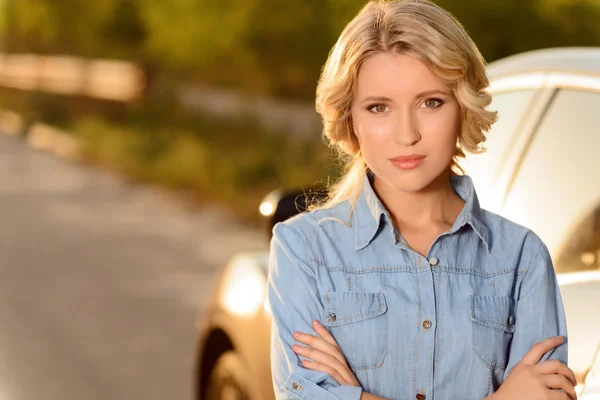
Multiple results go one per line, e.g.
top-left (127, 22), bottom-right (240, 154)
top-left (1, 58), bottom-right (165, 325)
top-left (393, 110), bottom-right (421, 146)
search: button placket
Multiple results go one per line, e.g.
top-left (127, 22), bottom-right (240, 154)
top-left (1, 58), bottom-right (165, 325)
top-left (415, 272), bottom-right (435, 400)
top-left (414, 243), bottom-right (439, 400)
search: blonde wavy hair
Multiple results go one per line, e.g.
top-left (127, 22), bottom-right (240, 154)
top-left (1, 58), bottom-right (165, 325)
top-left (311, 0), bottom-right (497, 212)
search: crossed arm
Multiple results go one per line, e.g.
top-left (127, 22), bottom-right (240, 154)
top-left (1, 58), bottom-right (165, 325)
top-left (269, 225), bottom-right (575, 400)
top-left (292, 320), bottom-right (576, 400)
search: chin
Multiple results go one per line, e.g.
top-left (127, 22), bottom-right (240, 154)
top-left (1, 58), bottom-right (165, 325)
top-left (378, 167), bottom-right (445, 193)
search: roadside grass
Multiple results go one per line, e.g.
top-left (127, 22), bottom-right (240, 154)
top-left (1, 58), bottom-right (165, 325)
top-left (72, 114), bottom-right (340, 223)
top-left (0, 89), bottom-right (341, 223)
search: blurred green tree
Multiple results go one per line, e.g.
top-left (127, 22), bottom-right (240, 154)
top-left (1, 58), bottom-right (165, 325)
top-left (4, 0), bottom-right (145, 58)
top-left (435, 0), bottom-right (600, 62)
top-left (1, 0), bottom-right (599, 99)
top-left (135, 0), bottom-right (258, 73)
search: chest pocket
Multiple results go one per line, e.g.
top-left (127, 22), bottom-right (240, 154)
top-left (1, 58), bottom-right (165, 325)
top-left (470, 295), bottom-right (516, 369)
top-left (322, 291), bottom-right (388, 371)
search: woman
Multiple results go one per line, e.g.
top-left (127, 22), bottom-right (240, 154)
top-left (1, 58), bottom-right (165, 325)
top-left (267, 1), bottom-right (577, 399)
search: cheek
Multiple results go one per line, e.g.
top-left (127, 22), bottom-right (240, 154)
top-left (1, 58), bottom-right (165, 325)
top-left (352, 115), bottom-right (395, 148)
top-left (420, 108), bottom-right (460, 149)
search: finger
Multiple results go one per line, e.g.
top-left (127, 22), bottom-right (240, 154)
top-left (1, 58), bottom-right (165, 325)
top-left (542, 374), bottom-right (577, 400)
top-left (312, 321), bottom-right (351, 367)
top-left (301, 359), bottom-right (348, 386)
top-left (292, 345), bottom-right (345, 373)
top-left (536, 360), bottom-right (577, 386)
top-left (292, 345), bottom-right (357, 384)
top-left (293, 331), bottom-right (348, 366)
top-left (520, 336), bottom-right (565, 366)
top-left (548, 392), bottom-right (571, 400)
top-left (313, 320), bottom-right (340, 349)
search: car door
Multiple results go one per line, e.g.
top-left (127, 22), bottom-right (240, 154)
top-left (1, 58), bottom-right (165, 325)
top-left (581, 343), bottom-right (600, 399)
top-left (500, 88), bottom-right (600, 261)
top-left (499, 87), bottom-right (600, 378)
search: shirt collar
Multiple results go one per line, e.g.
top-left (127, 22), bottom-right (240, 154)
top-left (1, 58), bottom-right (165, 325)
top-left (353, 171), bottom-right (491, 251)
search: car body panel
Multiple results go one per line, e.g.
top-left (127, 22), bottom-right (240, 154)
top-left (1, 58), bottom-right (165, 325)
top-left (195, 252), bottom-right (273, 400)
top-left (485, 47), bottom-right (600, 80)
top-left (582, 344), bottom-right (600, 398)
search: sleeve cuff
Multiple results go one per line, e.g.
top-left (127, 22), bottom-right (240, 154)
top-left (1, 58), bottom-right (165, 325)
top-left (284, 373), bottom-right (363, 400)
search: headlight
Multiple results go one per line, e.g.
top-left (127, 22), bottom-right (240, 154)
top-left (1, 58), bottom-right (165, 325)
top-left (259, 189), bottom-right (282, 217)
top-left (259, 202), bottom-right (275, 217)
top-left (220, 255), bottom-right (267, 318)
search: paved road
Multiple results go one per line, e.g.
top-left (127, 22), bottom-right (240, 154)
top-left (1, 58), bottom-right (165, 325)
top-left (0, 135), bottom-right (267, 400)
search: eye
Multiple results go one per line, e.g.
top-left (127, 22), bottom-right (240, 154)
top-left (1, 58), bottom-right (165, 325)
top-left (422, 98), bottom-right (444, 109)
top-left (368, 104), bottom-right (389, 114)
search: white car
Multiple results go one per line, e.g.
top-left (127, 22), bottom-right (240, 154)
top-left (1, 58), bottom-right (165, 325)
top-left (195, 47), bottom-right (600, 400)
top-left (458, 46), bottom-right (600, 396)
top-left (582, 345), bottom-right (600, 399)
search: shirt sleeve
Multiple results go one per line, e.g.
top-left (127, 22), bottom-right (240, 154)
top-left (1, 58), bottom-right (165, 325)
top-left (268, 222), bottom-right (364, 400)
top-left (503, 242), bottom-right (568, 380)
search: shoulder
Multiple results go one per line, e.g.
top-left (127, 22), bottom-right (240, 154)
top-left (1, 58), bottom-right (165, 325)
top-left (271, 199), bottom-right (354, 253)
top-left (269, 201), bottom-right (355, 283)
top-left (274, 199), bottom-right (353, 234)
top-left (484, 211), bottom-right (557, 294)
top-left (482, 209), bottom-right (548, 270)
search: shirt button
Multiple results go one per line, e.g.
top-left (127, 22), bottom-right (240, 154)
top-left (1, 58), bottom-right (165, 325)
top-left (416, 393), bottom-right (426, 400)
top-left (292, 382), bottom-right (304, 390)
top-left (508, 316), bottom-right (514, 326)
top-left (422, 319), bottom-right (432, 329)
top-left (428, 257), bottom-right (439, 266)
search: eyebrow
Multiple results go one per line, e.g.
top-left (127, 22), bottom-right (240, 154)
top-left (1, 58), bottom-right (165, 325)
top-left (360, 89), bottom-right (450, 104)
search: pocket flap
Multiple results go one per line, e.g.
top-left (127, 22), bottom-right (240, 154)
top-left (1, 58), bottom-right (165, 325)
top-left (469, 295), bottom-right (516, 333)
top-left (323, 291), bottom-right (387, 327)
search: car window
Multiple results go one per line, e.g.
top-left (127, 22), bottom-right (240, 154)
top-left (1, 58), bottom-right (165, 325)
top-left (460, 89), bottom-right (536, 210)
top-left (556, 204), bottom-right (600, 274)
top-left (481, 89), bottom-right (537, 171)
top-left (500, 89), bottom-right (600, 266)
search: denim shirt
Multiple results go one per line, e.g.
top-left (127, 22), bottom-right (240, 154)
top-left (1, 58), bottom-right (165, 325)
top-left (267, 172), bottom-right (567, 400)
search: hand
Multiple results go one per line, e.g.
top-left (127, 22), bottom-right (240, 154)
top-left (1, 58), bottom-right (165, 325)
top-left (491, 336), bottom-right (577, 400)
top-left (292, 320), bottom-right (360, 387)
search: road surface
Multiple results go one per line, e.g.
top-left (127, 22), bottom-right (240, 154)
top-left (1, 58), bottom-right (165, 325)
top-left (0, 134), bottom-right (266, 400)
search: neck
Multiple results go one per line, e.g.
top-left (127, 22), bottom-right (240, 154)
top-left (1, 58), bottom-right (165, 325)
top-left (373, 169), bottom-right (464, 230)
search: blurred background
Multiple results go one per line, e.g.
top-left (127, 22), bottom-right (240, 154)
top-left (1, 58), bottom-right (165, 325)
top-left (0, 0), bottom-right (599, 399)
top-left (2, 0), bottom-right (600, 218)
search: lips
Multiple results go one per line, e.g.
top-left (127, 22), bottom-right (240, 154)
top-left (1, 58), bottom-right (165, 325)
top-left (389, 154), bottom-right (426, 162)
top-left (389, 154), bottom-right (426, 170)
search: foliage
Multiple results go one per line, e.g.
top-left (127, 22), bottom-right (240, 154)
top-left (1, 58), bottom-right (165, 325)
top-left (71, 109), bottom-right (339, 221)
top-left (1, 0), bottom-right (599, 219)
top-left (2, 0), bottom-right (597, 99)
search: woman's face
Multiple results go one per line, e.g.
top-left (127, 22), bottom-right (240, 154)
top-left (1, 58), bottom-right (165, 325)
top-left (350, 51), bottom-right (461, 193)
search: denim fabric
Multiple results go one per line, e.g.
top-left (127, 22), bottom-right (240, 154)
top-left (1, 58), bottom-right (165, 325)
top-left (268, 172), bottom-right (567, 400)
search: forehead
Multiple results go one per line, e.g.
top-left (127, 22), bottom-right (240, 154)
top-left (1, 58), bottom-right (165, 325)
top-left (355, 52), bottom-right (447, 96)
